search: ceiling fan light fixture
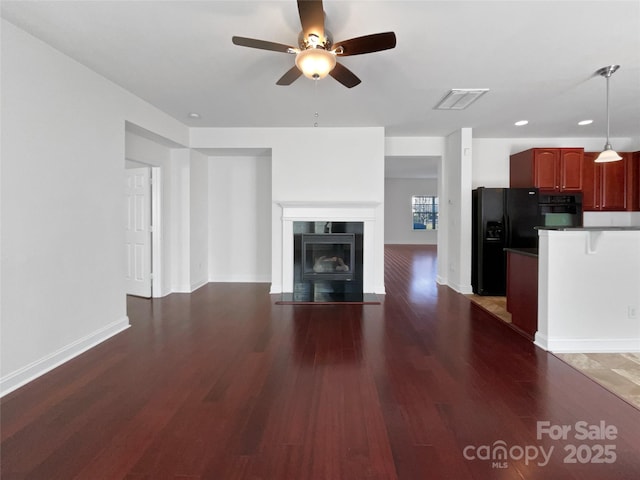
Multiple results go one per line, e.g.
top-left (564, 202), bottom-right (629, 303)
top-left (295, 48), bottom-right (336, 80)
top-left (594, 64), bottom-right (622, 163)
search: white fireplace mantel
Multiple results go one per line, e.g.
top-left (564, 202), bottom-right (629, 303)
top-left (276, 201), bottom-right (384, 294)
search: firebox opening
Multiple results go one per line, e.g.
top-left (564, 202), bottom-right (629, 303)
top-left (302, 233), bottom-right (355, 281)
top-left (292, 221), bottom-right (364, 302)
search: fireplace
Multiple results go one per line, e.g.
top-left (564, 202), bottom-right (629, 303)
top-left (275, 201), bottom-right (384, 297)
top-left (301, 233), bottom-right (355, 282)
top-left (290, 222), bottom-right (364, 302)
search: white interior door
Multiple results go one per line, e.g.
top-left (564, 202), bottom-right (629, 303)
top-left (125, 167), bottom-right (152, 297)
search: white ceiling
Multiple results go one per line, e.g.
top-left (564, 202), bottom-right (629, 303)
top-left (2, 0), bottom-right (639, 143)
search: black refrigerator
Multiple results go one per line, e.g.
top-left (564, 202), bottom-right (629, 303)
top-left (471, 187), bottom-right (541, 296)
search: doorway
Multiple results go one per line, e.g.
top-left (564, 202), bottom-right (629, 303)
top-left (124, 165), bottom-right (162, 297)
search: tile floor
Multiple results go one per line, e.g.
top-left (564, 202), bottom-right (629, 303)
top-left (467, 294), bottom-right (640, 410)
top-left (466, 294), bottom-right (511, 323)
top-left (556, 352), bottom-right (640, 410)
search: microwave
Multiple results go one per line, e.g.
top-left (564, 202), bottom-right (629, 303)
top-left (538, 193), bottom-right (583, 227)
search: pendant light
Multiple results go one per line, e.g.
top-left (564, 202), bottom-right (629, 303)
top-left (594, 65), bottom-right (622, 163)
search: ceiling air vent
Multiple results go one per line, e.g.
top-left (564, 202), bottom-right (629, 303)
top-left (435, 89), bottom-right (489, 110)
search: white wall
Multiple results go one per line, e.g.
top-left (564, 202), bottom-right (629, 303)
top-left (191, 127), bottom-right (386, 294)
top-left (272, 127), bottom-right (386, 293)
top-left (385, 137), bottom-right (446, 157)
top-left (190, 149), bottom-right (209, 290)
top-left (536, 229), bottom-right (640, 352)
top-left (384, 178), bottom-right (438, 244)
top-left (169, 149), bottom-right (191, 292)
top-left (208, 155), bottom-right (272, 283)
top-left (443, 129), bottom-right (473, 294)
top-left (0, 20), bottom-right (187, 395)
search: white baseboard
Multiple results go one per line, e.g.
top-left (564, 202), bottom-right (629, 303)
top-left (208, 274), bottom-right (271, 283)
top-left (190, 278), bottom-right (208, 292)
top-left (448, 281), bottom-right (473, 294)
top-left (534, 332), bottom-right (549, 351)
top-left (171, 284), bottom-right (192, 293)
top-left (373, 285), bottom-right (386, 295)
top-left (0, 317), bottom-right (130, 398)
top-left (152, 285), bottom-right (172, 298)
top-left (546, 337), bottom-right (640, 353)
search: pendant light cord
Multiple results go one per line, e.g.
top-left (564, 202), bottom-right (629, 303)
top-left (594, 64), bottom-right (620, 161)
top-left (314, 78), bottom-right (319, 127)
top-left (605, 73), bottom-right (611, 144)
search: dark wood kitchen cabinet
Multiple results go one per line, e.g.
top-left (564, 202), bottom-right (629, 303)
top-left (510, 148), bottom-right (583, 192)
top-left (505, 249), bottom-right (538, 340)
top-left (583, 151), bottom-right (638, 211)
top-left (632, 151), bottom-right (640, 211)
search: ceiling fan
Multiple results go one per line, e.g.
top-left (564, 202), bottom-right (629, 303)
top-left (232, 0), bottom-right (396, 88)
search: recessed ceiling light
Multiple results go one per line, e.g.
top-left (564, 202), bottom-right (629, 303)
top-left (514, 120), bottom-right (528, 126)
top-left (188, 112), bottom-right (201, 119)
top-left (578, 119), bottom-right (593, 126)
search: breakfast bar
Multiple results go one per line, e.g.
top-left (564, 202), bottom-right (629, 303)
top-left (534, 227), bottom-right (640, 353)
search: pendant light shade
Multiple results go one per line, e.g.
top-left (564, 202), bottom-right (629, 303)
top-left (595, 145), bottom-right (622, 163)
top-left (594, 65), bottom-right (622, 163)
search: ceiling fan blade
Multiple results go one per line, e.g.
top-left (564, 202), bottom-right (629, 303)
top-left (276, 66), bottom-right (303, 86)
top-left (297, 0), bottom-right (325, 38)
top-left (333, 32), bottom-right (397, 56)
top-left (330, 62), bottom-right (361, 88)
top-left (232, 36), bottom-right (295, 54)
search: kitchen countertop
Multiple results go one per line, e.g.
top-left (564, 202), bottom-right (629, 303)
top-left (504, 247), bottom-right (538, 258)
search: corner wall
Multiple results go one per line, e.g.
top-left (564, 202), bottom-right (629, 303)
top-left (443, 129), bottom-right (473, 294)
top-left (208, 155), bottom-right (272, 283)
top-left (0, 20), bottom-right (187, 396)
top-left (191, 127), bottom-right (386, 294)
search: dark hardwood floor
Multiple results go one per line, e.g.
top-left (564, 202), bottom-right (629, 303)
top-left (2, 244), bottom-right (640, 479)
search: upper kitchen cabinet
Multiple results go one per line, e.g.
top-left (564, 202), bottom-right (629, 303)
top-left (631, 151), bottom-right (640, 211)
top-left (582, 151), bottom-right (639, 211)
top-left (510, 148), bottom-right (583, 192)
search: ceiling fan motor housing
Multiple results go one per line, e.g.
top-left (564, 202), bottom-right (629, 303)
top-left (298, 30), bottom-right (333, 51)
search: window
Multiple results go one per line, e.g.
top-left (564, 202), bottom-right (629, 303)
top-left (412, 195), bottom-right (438, 230)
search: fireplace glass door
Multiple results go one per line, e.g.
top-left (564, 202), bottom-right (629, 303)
top-left (301, 233), bottom-right (355, 281)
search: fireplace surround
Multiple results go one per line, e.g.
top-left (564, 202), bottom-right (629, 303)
top-left (276, 202), bottom-right (383, 297)
top-left (290, 222), bottom-right (363, 302)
